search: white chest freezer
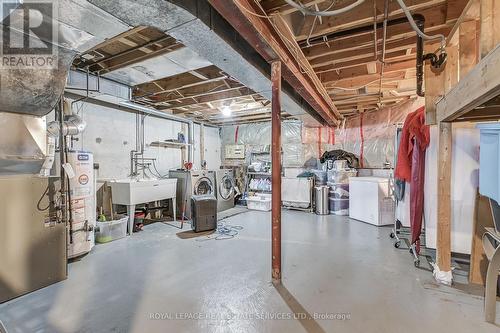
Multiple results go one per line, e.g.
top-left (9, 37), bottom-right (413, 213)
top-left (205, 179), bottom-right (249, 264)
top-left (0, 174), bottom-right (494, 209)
top-left (349, 177), bottom-right (394, 226)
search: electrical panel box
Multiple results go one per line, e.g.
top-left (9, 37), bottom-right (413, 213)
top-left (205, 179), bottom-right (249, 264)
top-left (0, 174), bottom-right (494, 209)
top-left (225, 145), bottom-right (245, 159)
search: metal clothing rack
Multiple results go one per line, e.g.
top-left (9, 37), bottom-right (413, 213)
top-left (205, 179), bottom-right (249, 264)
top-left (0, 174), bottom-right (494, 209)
top-left (389, 124), bottom-right (426, 267)
top-left (389, 200), bottom-right (426, 267)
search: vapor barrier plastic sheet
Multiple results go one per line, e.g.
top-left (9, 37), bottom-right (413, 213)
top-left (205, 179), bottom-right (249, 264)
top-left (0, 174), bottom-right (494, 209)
top-left (221, 121), bottom-right (337, 167)
top-left (335, 98), bottom-right (424, 168)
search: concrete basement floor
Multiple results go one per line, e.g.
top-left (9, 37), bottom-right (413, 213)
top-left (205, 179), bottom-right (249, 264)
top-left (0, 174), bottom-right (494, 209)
top-left (1, 209), bottom-right (499, 333)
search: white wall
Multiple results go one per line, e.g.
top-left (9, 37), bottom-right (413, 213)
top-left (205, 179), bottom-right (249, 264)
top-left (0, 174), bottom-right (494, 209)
top-left (424, 123), bottom-right (480, 254)
top-left (193, 123), bottom-right (222, 171)
top-left (68, 100), bottom-right (221, 180)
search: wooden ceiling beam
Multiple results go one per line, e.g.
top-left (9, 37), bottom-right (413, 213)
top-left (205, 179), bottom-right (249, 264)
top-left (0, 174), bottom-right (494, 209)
top-left (209, 0), bottom-right (341, 125)
top-left (294, 0), bottom-right (451, 41)
top-left (309, 36), bottom-right (424, 68)
top-left (133, 65), bottom-right (226, 96)
top-left (323, 51), bottom-right (414, 73)
top-left (319, 59), bottom-right (416, 84)
top-left (324, 71), bottom-right (407, 88)
top-left (260, 0), bottom-right (330, 16)
top-left (157, 87), bottom-right (258, 110)
top-left (303, 23), bottom-right (450, 60)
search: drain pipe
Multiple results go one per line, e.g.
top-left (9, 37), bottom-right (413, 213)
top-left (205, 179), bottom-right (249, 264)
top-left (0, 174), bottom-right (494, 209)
top-left (120, 101), bottom-right (194, 164)
top-left (415, 14), bottom-right (425, 97)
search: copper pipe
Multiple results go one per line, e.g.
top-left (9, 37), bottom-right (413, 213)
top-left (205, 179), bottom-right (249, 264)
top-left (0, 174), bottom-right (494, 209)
top-left (271, 61), bottom-right (282, 284)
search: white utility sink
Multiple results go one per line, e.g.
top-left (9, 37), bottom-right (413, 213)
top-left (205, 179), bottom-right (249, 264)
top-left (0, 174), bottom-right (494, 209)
top-left (105, 178), bottom-right (177, 235)
top-left (109, 178), bottom-right (177, 205)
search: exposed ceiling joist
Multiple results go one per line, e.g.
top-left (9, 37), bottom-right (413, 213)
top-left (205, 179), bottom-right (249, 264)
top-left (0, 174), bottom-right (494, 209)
top-left (209, 0), bottom-right (341, 125)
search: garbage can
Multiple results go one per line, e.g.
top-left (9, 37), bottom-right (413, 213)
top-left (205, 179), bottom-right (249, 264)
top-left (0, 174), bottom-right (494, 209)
top-left (315, 185), bottom-right (329, 215)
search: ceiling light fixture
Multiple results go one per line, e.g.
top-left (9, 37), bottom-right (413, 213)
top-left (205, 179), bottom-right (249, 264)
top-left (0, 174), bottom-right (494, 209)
top-left (221, 106), bottom-right (232, 117)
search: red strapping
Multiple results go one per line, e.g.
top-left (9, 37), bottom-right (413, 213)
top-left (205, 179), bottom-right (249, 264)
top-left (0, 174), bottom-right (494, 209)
top-left (360, 113), bottom-right (365, 168)
top-left (234, 125), bottom-right (239, 144)
top-left (318, 127), bottom-right (322, 157)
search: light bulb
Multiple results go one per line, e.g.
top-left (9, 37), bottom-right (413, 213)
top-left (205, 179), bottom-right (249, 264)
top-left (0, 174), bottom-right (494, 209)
top-left (221, 106), bottom-right (232, 117)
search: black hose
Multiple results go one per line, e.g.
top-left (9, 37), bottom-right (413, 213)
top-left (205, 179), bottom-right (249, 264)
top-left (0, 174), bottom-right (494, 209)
top-left (36, 185), bottom-right (50, 211)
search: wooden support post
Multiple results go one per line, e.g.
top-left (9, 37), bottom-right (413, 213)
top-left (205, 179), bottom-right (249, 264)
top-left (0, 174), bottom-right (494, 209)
top-left (271, 61), bottom-right (282, 284)
top-left (436, 122), bottom-right (452, 273)
top-left (200, 123), bottom-right (205, 169)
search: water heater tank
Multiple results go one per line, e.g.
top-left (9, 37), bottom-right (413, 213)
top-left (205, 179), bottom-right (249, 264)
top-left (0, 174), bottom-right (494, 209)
top-left (67, 151), bottom-right (95, 258)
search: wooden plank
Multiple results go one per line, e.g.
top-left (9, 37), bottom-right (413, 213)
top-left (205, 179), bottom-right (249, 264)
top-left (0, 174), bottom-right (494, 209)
top-left (443, 43), bottom-right (459, 93)
top-left (469, 193), bottom-right (495, 285)
top-left (480, 0), bottom-right (495, 59)
top-left (455, 106), bottom-right (500, 121)
top-left (157, 88), bottom-right (257, 109)
top-left (326, 71), bottom-right (406, 89)
top-left (324, 52), bottom-right (413, 72)
top-left (447, 0), bottom-right (480, 42)
top-left (133, 66), bottom-right (226, 96)
top-left (261, 0), bottom-right (327, 16)
top-left (309, 37), bottom-right (424, 68)
top-left (437, 121), bottom-right (452, 272)
top-left (319, 59), bottom-right (414, 84)
top-left (436, 44), bottom-right (500, 122)
top-left (209, 0), bottom-right (340, 125)
top-left (295, 0), bottom-right (450, 41)
top-left (459, 20), bottom-right (479, 78)
top-left (303, 22), bottom-right (451, 60)
top-left (271, 13), bottom-right (341, 121)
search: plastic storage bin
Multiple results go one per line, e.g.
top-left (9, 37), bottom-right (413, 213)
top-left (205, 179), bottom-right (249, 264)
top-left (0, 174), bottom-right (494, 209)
top-left (329, 198), bottom-right (349, 215)
top-left (247, 195), bottom-right (272, 211)
top-left (328, 183), bottom-right (350, 198)
top-left (95, 215), bottom-right (128, 243)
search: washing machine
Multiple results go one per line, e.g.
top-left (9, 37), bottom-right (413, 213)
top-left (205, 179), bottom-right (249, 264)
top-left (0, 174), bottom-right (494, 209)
top-left (215, 169), bottom-right (236, 212)
top-left (169, 170), bottom-right (216, 220)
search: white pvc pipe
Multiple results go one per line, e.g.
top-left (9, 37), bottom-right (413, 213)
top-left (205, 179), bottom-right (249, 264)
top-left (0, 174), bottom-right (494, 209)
top-left (395, 0), bottom-right (445, 48)
top-left (283, 0), bottom-right (366, 17)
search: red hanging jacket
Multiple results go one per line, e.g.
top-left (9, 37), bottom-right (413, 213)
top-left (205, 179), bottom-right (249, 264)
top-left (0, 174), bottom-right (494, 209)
top-left (395, 107), bottom-right (430, 182)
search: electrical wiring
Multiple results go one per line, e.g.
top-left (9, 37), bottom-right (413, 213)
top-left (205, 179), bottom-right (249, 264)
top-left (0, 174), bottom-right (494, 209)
top-left (305, 0), bottom-right (339, 46)
top-left (235, 0), bottom-right (316, 76)
top-left (395, 0), bottom-right (445, 49)
top-left (327, 78), bottom-right (381, 91)
top-left (283, 0), bottom-right (366, 17)
top-left (195, 221), bottom-right (244, 241)
top-left (151, 160), bottom-right (169, 179)
top-left (235, 0), bottom-right (269, 18)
